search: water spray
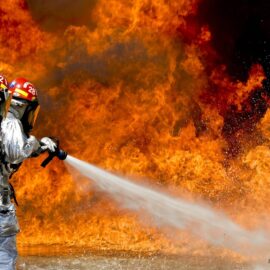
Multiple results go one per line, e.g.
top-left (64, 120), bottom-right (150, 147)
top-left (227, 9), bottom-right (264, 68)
top-left (39, 150), bottom-right (270, 260)
top-left (64, 155), bottom-right (270, 258)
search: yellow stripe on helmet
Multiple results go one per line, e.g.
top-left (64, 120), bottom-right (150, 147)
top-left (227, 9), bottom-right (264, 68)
top-left (15, 88), bottom-right (28, 97)
top-left (0, 84), bottom-right (7, 90)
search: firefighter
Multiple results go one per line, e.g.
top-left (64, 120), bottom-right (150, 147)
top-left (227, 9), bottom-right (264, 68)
top-left (0, 78), bottom-right (57, 270)
top-left (0, 75), bottom-right (18, 270)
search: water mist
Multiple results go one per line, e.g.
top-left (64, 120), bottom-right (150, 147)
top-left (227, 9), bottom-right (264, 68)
top-left (65, 155), bottom-right (270, 257)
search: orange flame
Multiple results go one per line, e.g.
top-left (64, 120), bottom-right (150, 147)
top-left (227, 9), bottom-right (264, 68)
top-left (0, 0), bottom-right (269, 258)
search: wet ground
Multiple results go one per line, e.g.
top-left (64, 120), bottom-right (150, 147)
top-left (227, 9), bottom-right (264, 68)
top-left (16, 251), bottom-right (254, 270)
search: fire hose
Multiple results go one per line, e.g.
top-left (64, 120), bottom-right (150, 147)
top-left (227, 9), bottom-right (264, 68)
top-left (40, 138), bottom-right (68, 167)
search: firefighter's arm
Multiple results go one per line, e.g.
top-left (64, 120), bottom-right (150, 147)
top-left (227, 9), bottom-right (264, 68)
top-left (1, 117), bottom-right (40, 164)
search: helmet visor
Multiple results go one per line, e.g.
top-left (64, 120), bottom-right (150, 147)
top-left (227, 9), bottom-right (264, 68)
top-left (0, 88), bottom-right (12, 119)
top-left (27, 104), bottom-right (40, 128)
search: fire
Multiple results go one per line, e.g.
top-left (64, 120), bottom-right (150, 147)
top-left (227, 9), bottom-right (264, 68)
top-left (0, 0), bottom-right (269, 257)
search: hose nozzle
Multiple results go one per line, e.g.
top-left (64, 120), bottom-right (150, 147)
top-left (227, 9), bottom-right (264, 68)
top-left (41, 138), bottom-right (68, 167)
top-left (58, 149), bottom-right (68, 160)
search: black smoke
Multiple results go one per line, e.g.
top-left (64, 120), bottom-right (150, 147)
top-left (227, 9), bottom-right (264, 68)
top-left (26, 0), bottom-right (98, 32)
top-left (198, 0), bottom-right (270, 85)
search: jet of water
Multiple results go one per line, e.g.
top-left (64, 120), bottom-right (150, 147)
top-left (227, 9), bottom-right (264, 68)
top-left (65, 155), bottom-right (270, 256)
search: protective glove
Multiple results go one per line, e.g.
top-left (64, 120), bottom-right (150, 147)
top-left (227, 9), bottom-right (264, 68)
top-left (40, 137), bottom-right (57, 152)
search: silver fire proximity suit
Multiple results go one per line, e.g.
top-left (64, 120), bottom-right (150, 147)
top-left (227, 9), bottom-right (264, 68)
top-left (0, 111), bottom-right (55, 269)
top-left (0, 76), bottom-right (57, 269)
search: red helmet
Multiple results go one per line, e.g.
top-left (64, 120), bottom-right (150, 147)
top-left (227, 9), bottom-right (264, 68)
top-left (0, 75), bottom-right (11, 119)
top-left (9, 78), bottom-right (38, 102)
top-left (9, 78), bottom-right (40, 132)
top-left (0, 75), bottom-right (8, 90)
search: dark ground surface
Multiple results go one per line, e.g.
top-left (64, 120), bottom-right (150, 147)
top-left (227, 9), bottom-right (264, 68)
top-left (15, 250), bottom-right (258, 270)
